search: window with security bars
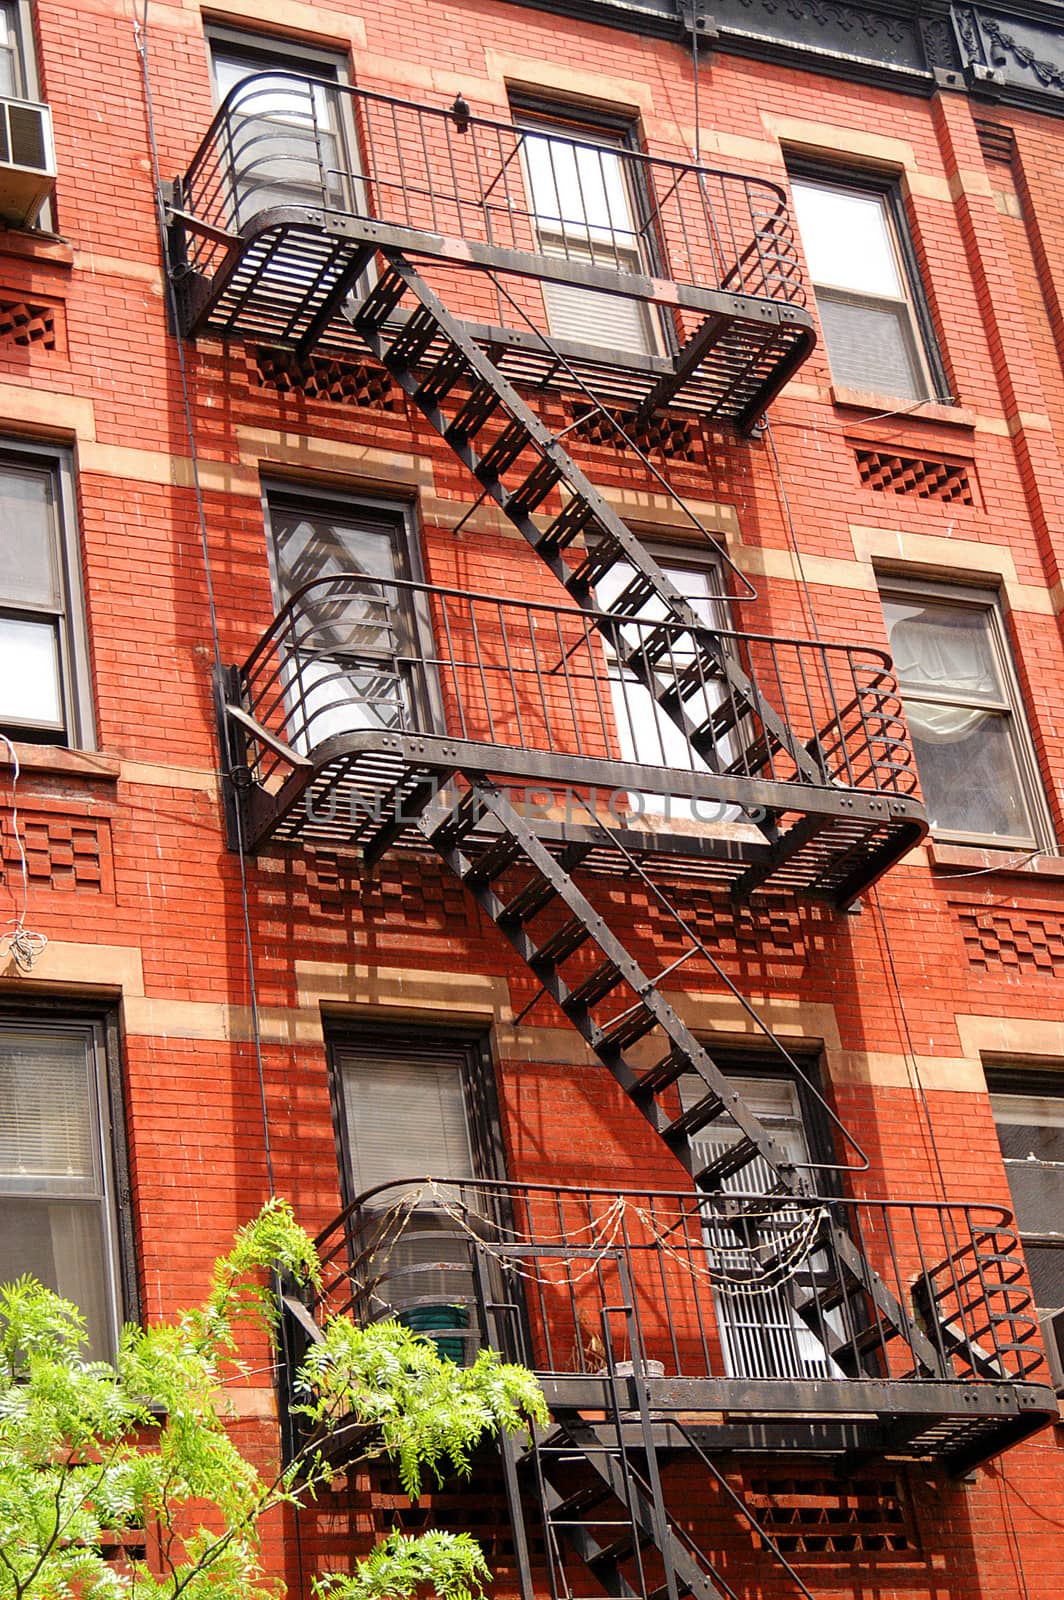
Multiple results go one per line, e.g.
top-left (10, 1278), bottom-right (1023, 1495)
top-left (263, 488), bottom-right (435, 751)
top-left (514, 105), bottom-right (664, 359)
top-left (988, 1075), bottom-right (1064, 1388)
top-left (789, 173), bottom-right (940, 403)
top-left (0, 1017), bottom-right (126, 1360)
top-left (879, 580), bottom-right (1053, 850)
top-left (331, 1032), bottom-right (499, 1365)
top-left (0, 445), bottom-right (93, 748)
top-left (678, 1069), bottom-right (842, 1381)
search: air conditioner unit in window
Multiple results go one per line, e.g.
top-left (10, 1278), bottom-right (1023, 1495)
top-left (0, 96), bottom-right (55, 227)
top-left (1038, 1307), bottom-right (1064, 1394)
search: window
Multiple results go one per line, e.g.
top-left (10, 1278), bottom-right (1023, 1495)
top-left (595, 545), bottom-right (736, 822)
top-left (208, 31), bottom-right (356, 224)
top-left (514, 103), bottom-right (663, 358)
top-left (0, 1013), bottom-right (131, 1361)
top-left (0, 445), bottom-right (93, 748)
top-left (880, 581), bottom-right (1053, 849)
top-left (988, 1074), bottom-right (1064, 1387)
top-left (789, 172), bottom-right (940, 403)
top-left (330, 1028), bottom-right (503, 1363)
top-left (0, 0), bottom-right (30, 98)
top-left (262, 487), bottom-right (435, 748)
top-left (679, 1065), bottom-right (841, 1381)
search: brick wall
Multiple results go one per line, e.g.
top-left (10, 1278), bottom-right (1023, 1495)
top-left (1, 0), bottom-right (1063, 1594)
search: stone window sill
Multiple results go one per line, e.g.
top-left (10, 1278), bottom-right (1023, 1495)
top-left (0, 739), bottom-right (120, 785)
top-left (830, 385), bottom-right (977, 431)
top-left (927, 839), bottom-right (1064, 880)
top-left (0, 228), bottom-right (73, 268)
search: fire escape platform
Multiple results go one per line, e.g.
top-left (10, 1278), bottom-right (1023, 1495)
top-left (173, 209), bottom-right (814, 425)
top-left (237, 729), bottom-right (924, 905)
top-left (171, 75), bottom-right (816, 430)
top-left (536, 1376), bottom-right (1057, 1475)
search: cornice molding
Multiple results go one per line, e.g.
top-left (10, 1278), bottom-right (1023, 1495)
top-left (503, 0), bottom-right (1064, 116)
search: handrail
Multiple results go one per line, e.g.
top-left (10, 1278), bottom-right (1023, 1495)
top-left (177, 71), bottom-right (807, 309)
top-left (306, 1176), bottom-right (1048, 1389)
top-left (315, 1173), bottom-right (1019, 1249)
top-left (235, 573), bottom-right (918, 803)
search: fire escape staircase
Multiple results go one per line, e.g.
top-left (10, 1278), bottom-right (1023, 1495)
top-left (169, 81), bottom-right (1057, 1599)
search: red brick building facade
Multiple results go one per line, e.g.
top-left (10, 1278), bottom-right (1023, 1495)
top-left (2, 0), bottom-right (1064, 1593)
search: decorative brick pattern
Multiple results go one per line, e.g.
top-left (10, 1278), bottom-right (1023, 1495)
top-left (744, 1472), bottom-right (919, 1555)
top-left (565, 402), bottom-right (700, 461)
top-left (0, 295), bottom-right (59, 349)
top-left (957, 905), bottom-right (1064, 973)
top-left (305, 851), bottom-right (475, 929)
top-left (0, 812), bottom-right (110, 893)
top-left (855, 447), bottom-right (976, 505)
top-left (252, 347), bottom-right (397, 407)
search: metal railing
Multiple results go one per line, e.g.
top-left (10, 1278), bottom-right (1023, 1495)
top-left (235, 575), bottom-right (918, 803)
top-left (308, 1178), bottom-right (1047, 1389)
top-left (177, 73), bottom-right (806, 310)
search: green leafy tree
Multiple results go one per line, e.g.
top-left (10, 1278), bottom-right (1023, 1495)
top-left (0, 1199), bottom-right (548, 1600)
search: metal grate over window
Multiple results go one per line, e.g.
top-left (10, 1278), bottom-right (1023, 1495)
top-left (855, 447), bottom-right (976, 506)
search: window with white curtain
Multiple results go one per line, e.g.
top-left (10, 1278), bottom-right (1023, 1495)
top-left (595, 546), bottom-right (738, 824)
top-left (208, 31), bottom-right (356, 226)
top-left (879, 582), bottom-right (1053, 848)
top-left (0, 1017), bottom-right (126, 1360)
top-left (789, 173), bottom-right (939, 402)
top-left (678, 1070), bottom-right (842, 1382)
top-left (263, 487), bottom-right (435, 752)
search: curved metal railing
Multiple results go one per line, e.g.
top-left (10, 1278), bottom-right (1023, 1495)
top-left (177, 73), bottom-right (807, 309)
top-left (235, 575), bottom-right (919, 802)
top-left (305, 1176), bottom-right (1047, 1388)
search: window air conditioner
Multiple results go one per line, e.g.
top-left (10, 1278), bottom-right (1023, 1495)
top-left (0, 96), bottom-right (56, 227)
top-left (1038, 1306), bottom-right (1064, 1395)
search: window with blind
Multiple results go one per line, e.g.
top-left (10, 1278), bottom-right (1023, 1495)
top-left (514, 105), bottom-right (664, 359)
top-left (0, 445), bottom-right (94, 748)
top-left (879, 579), bottom-right (1053, 850)
top-left (0, 1), bottom-right (30, 99)
top-left (0, 1016), bottom-right (127, 1360)
top-left (331, 1032), bottom-right (500, 1364)
top-left (789, 172), bottom-right (940, 403)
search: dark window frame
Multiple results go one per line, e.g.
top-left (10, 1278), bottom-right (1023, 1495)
top-left (0, 997), bottom-right (138, 1353)
top-left (706, 1045), bottom-right (840, 1187)
top-left (506, 88), bottom-right (675, 358)
top-left (260, 481), bottom-right (441, 738)
top-left (326, 1020), bottom-right (507, 1214)
top-left (877, 573), bottom-right (1055, 852)
top-left (786, 157), bottom-right (950, 405)
top-left (204, 23), bottom-right (351, 95)
top-left (0, 440), bottom-right (94, 750)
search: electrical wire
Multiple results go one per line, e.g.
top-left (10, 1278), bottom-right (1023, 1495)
top-left (762, 420), bottom-right (953, 1201)
top-left (0, 735), bottom-right (48, 972)
top-left (134, 10), bottom-right (275, 1204)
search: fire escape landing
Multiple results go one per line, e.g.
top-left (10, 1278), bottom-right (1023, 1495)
top-left (169, 76), bottom-right (1056, 1600)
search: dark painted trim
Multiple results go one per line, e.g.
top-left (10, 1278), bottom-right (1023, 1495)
top-left (496, 0), bottom-right (1064, 120)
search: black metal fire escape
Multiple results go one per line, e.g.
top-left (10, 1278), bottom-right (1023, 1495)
top-left (169, 74), bottom-right (1056, 1600)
